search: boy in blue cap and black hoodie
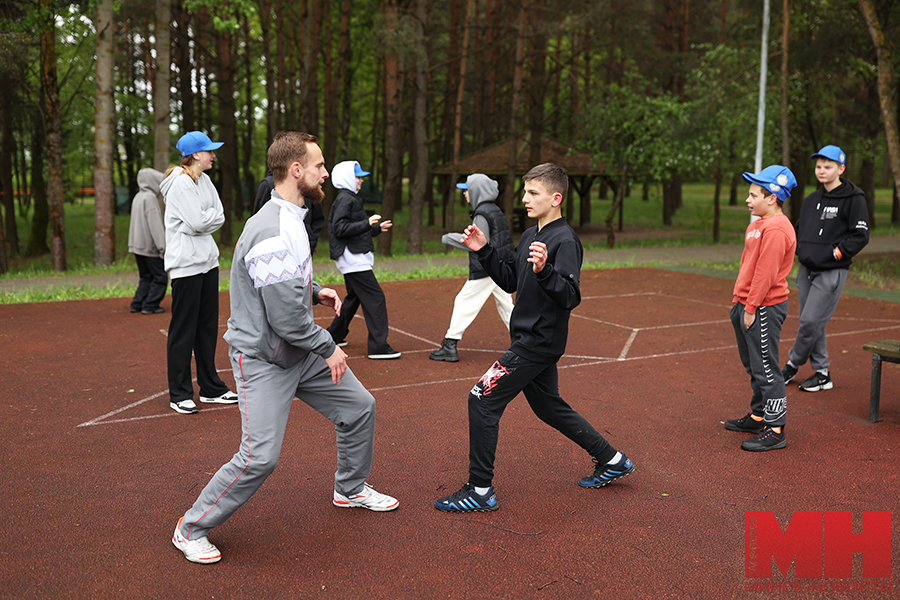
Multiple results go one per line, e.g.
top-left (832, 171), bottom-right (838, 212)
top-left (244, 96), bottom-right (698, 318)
top-left (781, 146), bottom-right (869, 393)
top-left (725, 165), bottom-right (797, 452)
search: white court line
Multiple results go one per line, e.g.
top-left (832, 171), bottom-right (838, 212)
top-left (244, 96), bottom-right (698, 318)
top-left (82, 299), bottom-right (900, 427)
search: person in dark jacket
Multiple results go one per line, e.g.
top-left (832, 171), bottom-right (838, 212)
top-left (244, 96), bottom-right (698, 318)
top-left (128, 168), bottom-right (168, 314)
top-left (326, 161), bottom-right (400, 360)
top-left (781, 145), bottom-right (870, 392)
top-left (254, 170), bottom-right (325, 253)
top-left (434, 163), bottom-right (634, 513)
top-left (430, 174), bottom-right (515, 362)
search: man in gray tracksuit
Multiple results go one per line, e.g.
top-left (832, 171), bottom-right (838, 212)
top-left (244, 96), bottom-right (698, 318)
top-left (171, 132), bottom-right (398, 565)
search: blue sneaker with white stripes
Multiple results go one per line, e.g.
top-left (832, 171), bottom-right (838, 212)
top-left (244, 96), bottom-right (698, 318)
top-left (578, 454), bottom-right (635, 488)
top-left (434, 483), bottom-right (498, 512)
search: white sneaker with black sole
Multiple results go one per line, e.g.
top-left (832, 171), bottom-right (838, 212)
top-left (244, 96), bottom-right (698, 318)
top-left (199, 391), bottom-right (239, 404)
top-left (170, 399), bottom-right (199, 414)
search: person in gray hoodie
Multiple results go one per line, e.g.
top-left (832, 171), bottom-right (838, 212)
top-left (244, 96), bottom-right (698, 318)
top-left (430, 174), bottom-right (514, 362)
top-left (128, 168), bottom-right (167, 314)
top-left (160, 131), bottom-right (237, 415)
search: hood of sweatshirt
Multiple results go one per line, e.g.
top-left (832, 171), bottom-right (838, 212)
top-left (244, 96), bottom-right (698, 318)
top-left (137, 168), bottom-right (164, 196)
top-left (467, 173), bottom-right (499, 210)
top-left (822, 179), bottom-right (862, 199)
top-left (332, 161), bottom-right (361, 192)
top-left (159, 167), bottom-right (186, 202)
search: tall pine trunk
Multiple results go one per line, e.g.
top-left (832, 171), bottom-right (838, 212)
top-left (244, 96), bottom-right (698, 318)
top-left (154, 0), bottom-right (172, 172)
top-left (407, 0), bottom-right (428, 254)
top-left (40, 0), bottom-right (66, 271)
top-left (94, 0), bottom-right (116, 266)
top-left (379, 0), bottom-right (402, 256)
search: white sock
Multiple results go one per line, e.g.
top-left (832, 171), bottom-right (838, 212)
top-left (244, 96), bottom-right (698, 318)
top-left (474, 486), bottom-right (491, 496)
top-left (787, 360), bottom-right (796, 368)
top-left (606, 452), bottom-right (622, 465)
top-left (817, 369), bottom-right (829, 376)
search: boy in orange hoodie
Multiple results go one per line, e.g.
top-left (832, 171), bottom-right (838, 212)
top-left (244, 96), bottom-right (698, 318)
top-left (725, 165), bottom-right (797, 452)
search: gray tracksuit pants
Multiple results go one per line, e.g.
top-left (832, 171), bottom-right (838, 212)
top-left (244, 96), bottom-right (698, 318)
top-left (788, 264), bottom-right (848, 372)
top-left (731, 301), bottom-right (788, 427)
top-left (179, 348), bottom-right (375, 541)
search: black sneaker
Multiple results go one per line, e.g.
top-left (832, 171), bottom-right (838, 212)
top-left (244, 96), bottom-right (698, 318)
top-left (368, 346), bottom-right (401, 360)
top-left (799, 372), bottom-right (832, 392)
top-left (741, 426), bottom-right (786, 452)
top-left (434, 483), bottom-right (498, 512)
top-left (782, 363), bottom-right (798, 384)
top-left (725, 413), bottom-right (766, 433)
top-left (578, 454), bottom-right (635, 488)
top-left (429, 338), bottom-right (459, 362)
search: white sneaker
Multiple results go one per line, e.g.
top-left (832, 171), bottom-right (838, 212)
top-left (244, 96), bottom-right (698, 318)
top-left (172, 517), bottom-right (221, 564)
top-left (199, 391), bottom-right (239, 404)
top-left (170, 399), bottom-right (199, 414)
top-left (333, 483), bottom-right (399, 512)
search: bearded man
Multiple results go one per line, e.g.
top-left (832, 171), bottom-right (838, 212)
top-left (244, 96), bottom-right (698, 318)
top-left (171, 132), bottom-right (399, 565)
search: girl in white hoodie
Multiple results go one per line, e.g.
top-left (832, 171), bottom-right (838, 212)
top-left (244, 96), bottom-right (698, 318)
top-left (160, 131), bottom-right (237, 414)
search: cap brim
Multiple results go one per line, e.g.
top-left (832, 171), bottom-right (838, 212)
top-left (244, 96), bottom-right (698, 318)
top-left (355, 170), bottom-right (371, 177)
top-left (205, 141), bottom-right (224, 151)
top-left (456, 183), bottom-right (467, 190)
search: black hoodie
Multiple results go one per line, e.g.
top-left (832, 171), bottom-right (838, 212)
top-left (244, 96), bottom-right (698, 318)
top-left (795, 179), bottom-right (869, 271)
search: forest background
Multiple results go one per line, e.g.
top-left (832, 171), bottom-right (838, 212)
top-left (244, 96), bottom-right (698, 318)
top-left (0, 0), bottom-right (899, 275)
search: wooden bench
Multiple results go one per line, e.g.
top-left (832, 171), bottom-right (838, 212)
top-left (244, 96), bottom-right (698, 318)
top-left (862, 340), bottom-right (900, 422)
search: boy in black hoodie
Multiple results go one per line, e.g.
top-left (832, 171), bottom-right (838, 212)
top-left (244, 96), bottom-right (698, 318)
top-left (781, 145), bottom-right (869, 392)
top-left (434, 163), bottom-right (634, 513)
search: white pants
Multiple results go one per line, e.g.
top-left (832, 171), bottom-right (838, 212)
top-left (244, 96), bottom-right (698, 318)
top-left (445, 277), bottom-right (513, 340)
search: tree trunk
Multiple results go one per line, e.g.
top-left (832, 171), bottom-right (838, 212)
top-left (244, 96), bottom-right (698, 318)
top-left (605, 164), bottom-right (628, 249)
top-left (713, 155), bottom-right (722, 242)
top-left (274, 0), bottom-right (286, 133)
top-left (503, 3), bottom-right (527, 225)
top-left (323, 0), bottom-right (338, 196)
top-left (406, 0), bottom-right (428, 255)
top-left (780, 0), bottom-right (789, 167)
top-left (258, 0), bottom-right (275, 145)
top-left (94, 0), bottom-right (116, 266)
top-left (527, 26), bottom-right (547, 168)
top-left (448, 0), bottom-right (475, 231)
top-left (154, 0), bottom-right (172, 172)
top-left (858, 0), bottom-right (900, 225)
top-left (174, 1), bottom-right (195, 133)
top-left (1, 95), bottom-right (17, 259)
top-left (306, 0), bottom-right (321, 135)
top-left (242, 14), bottom-right (255, 209)
top-left (378, 0), bottom-right (402, 257)
top-left (338, 0), bottom-right (352, 157)
top-left (216, 29), bottom-right (237, 244)
top-left (40, 0), bottom-right (66, 271)
top-left (27, 110), bottom-right (49, 256)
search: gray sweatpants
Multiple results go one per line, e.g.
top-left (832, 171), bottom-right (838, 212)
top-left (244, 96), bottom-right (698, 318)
top-left (731, 301), bottom-right (788, 426)
top-left (179, 348), bottom-right (376, 541)
top-left (788, 265), bottom-right (848, 372)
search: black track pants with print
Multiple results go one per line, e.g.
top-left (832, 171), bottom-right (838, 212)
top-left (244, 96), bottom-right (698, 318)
top-left (730, 301), bottom-right (788, 427)
top-left (467, 350), bottom-right (616, 487)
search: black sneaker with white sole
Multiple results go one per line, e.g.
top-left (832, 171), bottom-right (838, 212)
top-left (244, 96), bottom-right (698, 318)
top-left (799, 372), bottom-right (832, 392)
top-left (782, 363), bottom-right (798, 384)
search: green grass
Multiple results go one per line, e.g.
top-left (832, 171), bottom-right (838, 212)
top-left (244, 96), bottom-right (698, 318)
top-left (3, 181), bottom-right (899, 304)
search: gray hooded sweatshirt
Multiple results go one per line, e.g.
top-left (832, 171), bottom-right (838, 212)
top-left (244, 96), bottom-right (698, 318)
top-left (159, 167), bottom-right (225, 278)
top-left (128, 168), bottom-right (166, 258)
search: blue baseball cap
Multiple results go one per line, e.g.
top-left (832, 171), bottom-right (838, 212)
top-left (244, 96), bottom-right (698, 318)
top-left (742, 165), bottom-right (797, 202)
top-left (456, 182), bottom-right (468, 190)
top-left (176, 131), bottom-right (223, 157)
top-left (810, 145), bottom-right (846, 165)
top-left (354, 163), bottom-right (371, 177)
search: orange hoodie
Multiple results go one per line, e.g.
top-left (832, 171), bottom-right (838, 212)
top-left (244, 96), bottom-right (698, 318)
top-left (732, 213), bottom-right (796, 314)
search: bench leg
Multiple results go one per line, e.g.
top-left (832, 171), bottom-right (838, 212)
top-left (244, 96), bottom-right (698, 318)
top-left (870, 354), bottom-right (883, 423)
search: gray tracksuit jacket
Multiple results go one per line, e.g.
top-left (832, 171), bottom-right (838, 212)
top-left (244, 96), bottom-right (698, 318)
top-left (224, 192), bottom-right (336, 369)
